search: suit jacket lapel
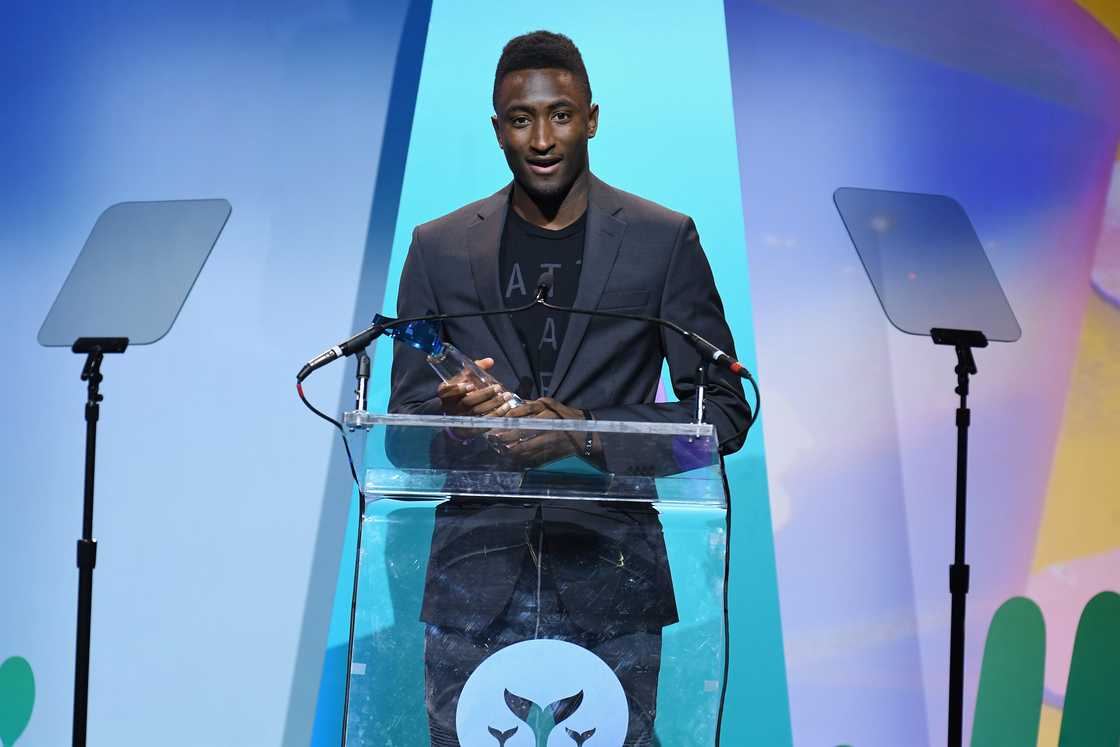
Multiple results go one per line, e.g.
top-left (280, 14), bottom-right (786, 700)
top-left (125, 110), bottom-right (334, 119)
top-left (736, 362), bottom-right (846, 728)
top-left (466, 185), bottom-right (533, 391)
top-left (549, 175), bottom-right (626, 399)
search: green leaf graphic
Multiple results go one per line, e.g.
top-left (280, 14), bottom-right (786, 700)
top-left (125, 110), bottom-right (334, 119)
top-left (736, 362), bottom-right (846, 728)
top-left (0, 657), bottom-right (35, 747)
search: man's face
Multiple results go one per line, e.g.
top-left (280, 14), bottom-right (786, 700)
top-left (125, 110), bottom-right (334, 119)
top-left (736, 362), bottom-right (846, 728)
top-left (492, 68), bottom-right (598, 201)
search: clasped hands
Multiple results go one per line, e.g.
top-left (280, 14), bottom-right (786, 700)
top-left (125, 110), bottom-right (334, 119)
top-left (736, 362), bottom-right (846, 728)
top-left (437, 357), bottom-right (588, 466)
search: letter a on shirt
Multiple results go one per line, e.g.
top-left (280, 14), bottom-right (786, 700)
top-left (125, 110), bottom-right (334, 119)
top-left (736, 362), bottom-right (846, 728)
top-left (506, 262), bottom-right (526, 299)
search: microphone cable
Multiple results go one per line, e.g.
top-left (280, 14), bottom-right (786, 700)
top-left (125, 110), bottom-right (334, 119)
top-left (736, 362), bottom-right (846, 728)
top-left (298, 376), bottom-right (371, 745)
top-left (539, 289), bottom-right (758, 746)
top-left (536, 295), bottom-right (761, 452)
top-left (713, 375), bottom-right (761, 451)
top-left (299, 286), bottom-right (762, 504)
top-left (295, 291), bottom-right (553, 494)
top-left (297, 381), bottom-right (362, 494)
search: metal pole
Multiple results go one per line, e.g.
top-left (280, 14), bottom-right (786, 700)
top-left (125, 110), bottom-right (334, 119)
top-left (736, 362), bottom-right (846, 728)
top-left (73, 352), bottom-right (104, 747)
top-left (947, 345), bottom-right (974, 747)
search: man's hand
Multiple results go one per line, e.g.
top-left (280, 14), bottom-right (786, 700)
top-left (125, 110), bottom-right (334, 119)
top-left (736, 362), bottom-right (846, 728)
top-left (437, 357), bottom-right (516, 417)
top-left (505, 397), bottom-right (584, 421)
top-left (491, 397), bottom-right (589, 467)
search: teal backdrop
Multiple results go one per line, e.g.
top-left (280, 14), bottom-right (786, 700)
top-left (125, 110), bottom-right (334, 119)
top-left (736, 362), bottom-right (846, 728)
top-left (313, 1), bottom-right (791, 744)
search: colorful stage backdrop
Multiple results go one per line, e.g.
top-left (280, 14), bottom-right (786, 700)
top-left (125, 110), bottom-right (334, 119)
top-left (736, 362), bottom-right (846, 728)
top-left (1, 1), bottom-right (1117, 745)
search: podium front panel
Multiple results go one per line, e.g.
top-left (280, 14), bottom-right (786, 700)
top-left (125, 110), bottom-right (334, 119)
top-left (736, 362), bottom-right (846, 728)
top-left (342, 414), bottom-right (729, 745)
top-left (346, 412), bottom-right (725, 507)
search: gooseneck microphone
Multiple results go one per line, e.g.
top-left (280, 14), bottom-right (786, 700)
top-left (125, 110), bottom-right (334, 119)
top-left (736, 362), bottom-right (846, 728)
top-left (297, 292), bottom-right (551, 382)
top-left (533, 271), bottom-right (753, 381)
top-left (298, 270), bottom-right (754, 387)
top-left (298, 324), bottom-right (386, 382)
top-left (297, 270), bottom-right (758, 451)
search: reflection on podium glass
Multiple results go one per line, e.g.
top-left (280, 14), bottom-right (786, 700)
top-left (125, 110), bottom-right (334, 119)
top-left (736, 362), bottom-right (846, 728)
top-left (341, 413), bottom-right (729, 744)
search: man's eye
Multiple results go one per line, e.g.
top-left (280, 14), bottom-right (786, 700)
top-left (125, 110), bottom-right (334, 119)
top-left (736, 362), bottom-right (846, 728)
top-left (553, 112), bottom-right (571, 122)
top-left (512, 116), bottom-right (530, 126)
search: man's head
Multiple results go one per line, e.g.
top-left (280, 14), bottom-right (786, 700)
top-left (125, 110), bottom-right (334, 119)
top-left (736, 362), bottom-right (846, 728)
top-left (492, 31), bottom-right (598, 204)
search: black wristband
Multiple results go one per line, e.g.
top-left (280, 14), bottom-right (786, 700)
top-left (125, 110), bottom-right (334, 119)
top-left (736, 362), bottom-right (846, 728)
top-left (582, 409), bottom-right (594, 457)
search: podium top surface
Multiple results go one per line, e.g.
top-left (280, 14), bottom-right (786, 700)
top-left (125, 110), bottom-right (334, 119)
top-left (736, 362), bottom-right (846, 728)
top-left (344, 412), bottom-right (726, 507)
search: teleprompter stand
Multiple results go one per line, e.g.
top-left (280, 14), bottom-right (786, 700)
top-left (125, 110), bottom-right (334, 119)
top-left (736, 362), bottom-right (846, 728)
top-left (38, 199), bottom-right (230, 746)
top-left (70, 336), bottom-right (128, 747)
top-left (930, 327), bottom-right (987, 747)
top-left (834, 187), bottom-right (1021, 747)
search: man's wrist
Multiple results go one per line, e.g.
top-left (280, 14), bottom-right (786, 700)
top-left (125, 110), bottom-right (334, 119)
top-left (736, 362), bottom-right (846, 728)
top-left (582, 408), bottom-right (594, 458)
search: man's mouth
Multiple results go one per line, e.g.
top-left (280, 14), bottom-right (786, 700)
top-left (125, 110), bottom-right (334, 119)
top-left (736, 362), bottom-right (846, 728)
top-left (526, 157), bottom-right (562, 176)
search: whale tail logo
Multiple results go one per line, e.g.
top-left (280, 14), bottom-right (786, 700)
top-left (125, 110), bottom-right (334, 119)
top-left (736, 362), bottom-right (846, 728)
top-left (504, 689), bottom-right (585, 746)
top-left (487, 725), bottom-right (519, 745)
top-left (566, 726), bottom-right (597, 745)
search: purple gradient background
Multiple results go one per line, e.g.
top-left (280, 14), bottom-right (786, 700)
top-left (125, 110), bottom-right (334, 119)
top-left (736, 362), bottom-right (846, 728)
top-left (725, 2), bottom-right (1120, 744)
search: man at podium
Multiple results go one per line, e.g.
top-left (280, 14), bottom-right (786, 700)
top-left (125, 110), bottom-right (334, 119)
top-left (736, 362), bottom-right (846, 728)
top-left (388, 30), bottom-right (749, 746)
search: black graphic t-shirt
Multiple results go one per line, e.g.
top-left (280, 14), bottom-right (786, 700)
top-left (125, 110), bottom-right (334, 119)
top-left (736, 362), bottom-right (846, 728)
top-left (498, 206), bottom-right (587, 396)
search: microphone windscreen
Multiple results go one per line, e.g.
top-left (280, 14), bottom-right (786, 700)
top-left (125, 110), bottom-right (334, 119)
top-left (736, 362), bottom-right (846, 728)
top-left (536, 271), bottom-right (555, 294)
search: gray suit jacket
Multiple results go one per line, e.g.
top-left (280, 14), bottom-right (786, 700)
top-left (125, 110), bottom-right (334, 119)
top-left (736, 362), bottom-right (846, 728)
top-left (389, 174), bottom-right (748, 633)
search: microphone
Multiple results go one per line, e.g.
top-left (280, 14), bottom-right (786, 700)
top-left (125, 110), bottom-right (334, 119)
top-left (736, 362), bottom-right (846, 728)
top-left (297, 322), bottom-right (388, 382)
top-left (681, 331), bottom-right (751, 379)
top-left (535, 292), bottom-right (752, 381)
top-left (531, 292), bottom-right (754, 432)
top-left (297, 268), bottom-right (751, 384)
top-left (297, 289), bottom-right (552, 381)
top-left (535, 271), bottom-right (554, 302)
top-left (354, 350), bottom-right (371, 411)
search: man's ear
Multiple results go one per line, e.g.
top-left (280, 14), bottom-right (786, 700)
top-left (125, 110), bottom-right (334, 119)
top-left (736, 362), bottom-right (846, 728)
top-left (587, 103), bottom-right (599, 139)
top-left (491, 115), bottom-right (504, 149)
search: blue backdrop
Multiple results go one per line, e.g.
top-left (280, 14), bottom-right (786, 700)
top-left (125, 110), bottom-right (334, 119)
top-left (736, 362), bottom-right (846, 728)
top-left (3, 2), bottom-right (1118, 746)
top-left (2, 2), bottom-right (422, 744)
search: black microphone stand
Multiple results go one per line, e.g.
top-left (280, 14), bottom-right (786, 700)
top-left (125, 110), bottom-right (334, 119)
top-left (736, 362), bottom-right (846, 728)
top-left (331, 301), bottom-right (543, 744)
top-left (695, 361), bottom-right (709, 425)
top-left (353, 350), bottom-right (371, 413)
top-left (930, 327), bottom-right (987, 747)
top-left (339, 354), bottom-right (369, 746)
top-left (70, 336), bottom-right (128, 747)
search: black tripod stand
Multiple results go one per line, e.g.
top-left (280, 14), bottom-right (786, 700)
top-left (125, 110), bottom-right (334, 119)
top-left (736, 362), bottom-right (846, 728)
top-left (834, 185), bottom-right (1020, 746)
top-left (70, 336), bottom-right (128, 747)
top-left (931, 327), bottom-right (987, 747)
top-left (36, 198), bottom-right (229, 745)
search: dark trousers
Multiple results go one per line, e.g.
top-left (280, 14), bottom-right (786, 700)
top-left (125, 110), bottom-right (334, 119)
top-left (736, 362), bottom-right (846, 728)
top-left (424, 538), bottom-right (663, 746)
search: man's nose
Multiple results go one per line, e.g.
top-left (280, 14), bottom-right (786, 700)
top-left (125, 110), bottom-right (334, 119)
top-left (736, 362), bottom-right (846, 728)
top-left (530, 120), bottom-right (554, 153)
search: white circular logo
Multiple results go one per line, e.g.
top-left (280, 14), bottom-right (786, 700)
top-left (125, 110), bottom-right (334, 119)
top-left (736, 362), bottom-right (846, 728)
top-left (455, 639), bottom-right (629, 746)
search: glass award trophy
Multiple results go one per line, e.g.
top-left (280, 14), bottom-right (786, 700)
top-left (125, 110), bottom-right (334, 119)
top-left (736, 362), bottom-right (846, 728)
top-left (374, 314), bottom-right (524, 407)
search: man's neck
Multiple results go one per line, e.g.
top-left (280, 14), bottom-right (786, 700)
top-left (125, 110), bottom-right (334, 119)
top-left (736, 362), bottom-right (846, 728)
top-left (510, 171), bottom-right (590, 230)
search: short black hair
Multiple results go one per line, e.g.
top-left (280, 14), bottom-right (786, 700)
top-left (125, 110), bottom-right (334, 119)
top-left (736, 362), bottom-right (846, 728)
top-left (493, 30), bottom-right (592, 111)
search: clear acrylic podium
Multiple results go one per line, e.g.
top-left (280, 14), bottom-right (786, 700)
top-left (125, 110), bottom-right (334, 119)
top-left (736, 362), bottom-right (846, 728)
top-left (340, 412), bottom-right (729, 746)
